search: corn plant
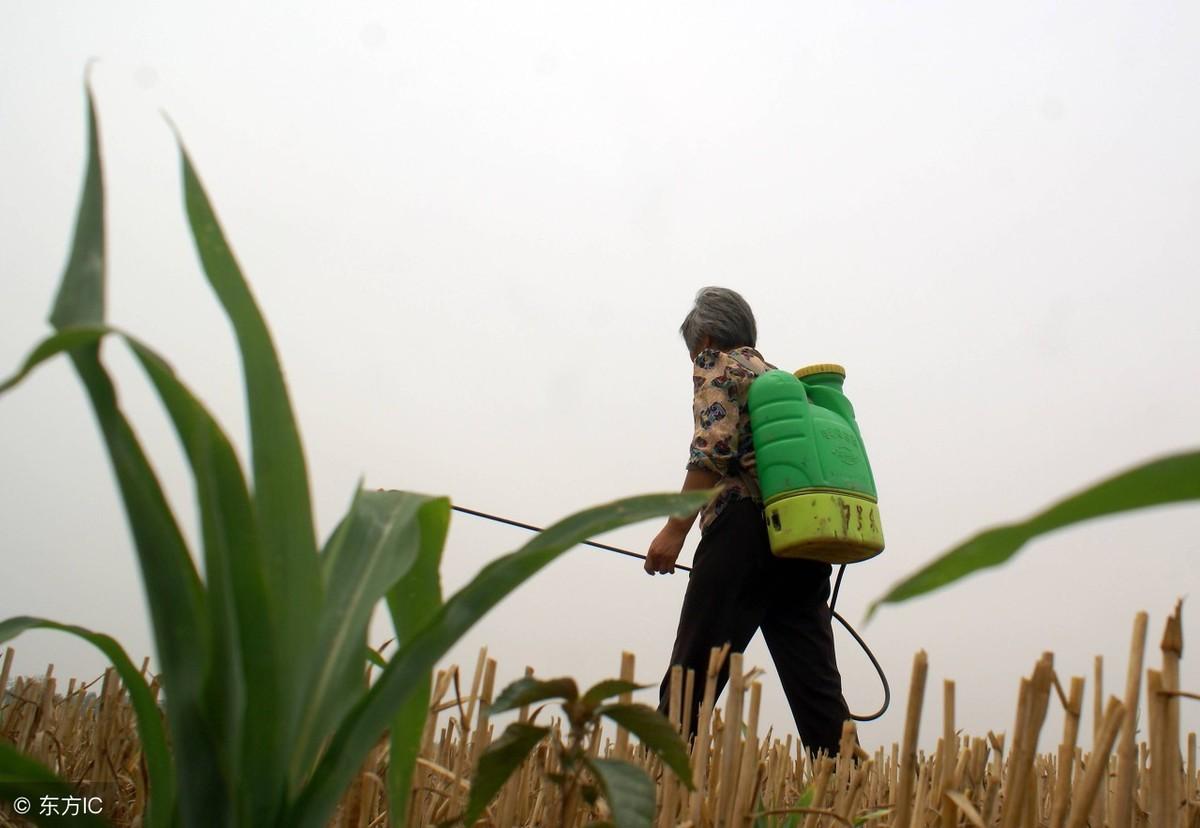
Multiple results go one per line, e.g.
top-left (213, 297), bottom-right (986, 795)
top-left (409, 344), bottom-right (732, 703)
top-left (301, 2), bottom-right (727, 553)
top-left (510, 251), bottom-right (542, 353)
top-left (464, 676), bottom-right (694, 828)
top-left (867, 450), bottom-right (1200, 619)
top-left (0, 80), bottom-right (711, 828)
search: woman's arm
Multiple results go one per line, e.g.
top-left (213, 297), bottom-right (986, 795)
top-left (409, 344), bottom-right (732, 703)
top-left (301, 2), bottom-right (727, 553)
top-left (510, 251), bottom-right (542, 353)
top-left (644, 348), bottom-right (738, 574)
top-left (644, 467), bottom-right (721, 575)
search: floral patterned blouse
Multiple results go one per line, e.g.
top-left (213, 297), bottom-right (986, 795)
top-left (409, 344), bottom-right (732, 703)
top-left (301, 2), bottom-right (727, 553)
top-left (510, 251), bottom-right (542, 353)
top-left (687, 345), bottom-right (775, 533)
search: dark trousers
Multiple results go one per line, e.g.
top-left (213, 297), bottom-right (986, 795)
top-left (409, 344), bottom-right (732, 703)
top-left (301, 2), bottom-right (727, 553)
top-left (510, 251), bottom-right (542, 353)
top-left (658, 497), bottom-right (849, 756)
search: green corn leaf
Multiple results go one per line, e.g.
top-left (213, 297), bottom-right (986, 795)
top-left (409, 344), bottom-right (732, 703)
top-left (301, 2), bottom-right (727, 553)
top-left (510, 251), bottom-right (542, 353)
top-left (0, 328), bottom-right (107, 397)
top-left (0, 740), bottom-right (110, 828)
top-left (584, 758), bottom-right (655, 828)
top-left (490, 677), bottom-right (580, 714)
top-left (383, 679), bottom-right (426, 828)
top-left (1, 323), bottom-right (287, 823)
top-left (365, 647), bottom-right (388, 670)
top-left (867, 450), bottom-right (1200, 620)
top-left (176, 138), bottom-right (322, 731)
top-left (0, 617), bottom-right (172, 828)
top-left (463, 722), bottom-right (550, 826)
top-left (287, 490), bottom-right (713, 828)
top-left (595, 703), bottom-right (693, 789)
top-left (60, 320), bottom-right (226, 828)
top-left (385, 497), bottom-right (450, 827)
top-left (125, 341), bottom-right (286, 825)
top-left (290, 488), bottom-right (431, 788)
top-left (0, 326), bottom-right (109, 394)
top-left (48, 76), bottom-right (104, 331)
top-left (46, 83), bottom-right (227, 825)
top-left (581, 680), bottom-right (648, 709)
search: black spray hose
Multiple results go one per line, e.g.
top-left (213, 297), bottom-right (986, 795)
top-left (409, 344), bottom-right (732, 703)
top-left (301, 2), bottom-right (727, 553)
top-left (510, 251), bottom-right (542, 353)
top-left (450, 505), bottom-right (890, 723)
top-left (830, 562), bottom-right (890, 722)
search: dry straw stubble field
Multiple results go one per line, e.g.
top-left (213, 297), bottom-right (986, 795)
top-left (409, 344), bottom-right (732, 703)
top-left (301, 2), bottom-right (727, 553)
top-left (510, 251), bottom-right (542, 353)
top-left (1, 604), bottom-right (1196, 828)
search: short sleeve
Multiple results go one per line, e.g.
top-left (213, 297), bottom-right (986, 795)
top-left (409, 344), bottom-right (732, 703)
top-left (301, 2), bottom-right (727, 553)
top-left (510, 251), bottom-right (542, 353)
top-left (686, 349), bottom-right (740, 475)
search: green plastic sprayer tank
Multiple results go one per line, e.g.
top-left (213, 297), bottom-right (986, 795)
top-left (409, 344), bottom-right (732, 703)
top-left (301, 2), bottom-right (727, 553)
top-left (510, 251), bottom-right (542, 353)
top-left (746, 363), bottom-right (884, 564)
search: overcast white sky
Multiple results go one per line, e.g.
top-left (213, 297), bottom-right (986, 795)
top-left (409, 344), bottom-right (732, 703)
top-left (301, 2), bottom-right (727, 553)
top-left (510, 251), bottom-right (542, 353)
top-left (3, 1), bottom-right (1198, 754)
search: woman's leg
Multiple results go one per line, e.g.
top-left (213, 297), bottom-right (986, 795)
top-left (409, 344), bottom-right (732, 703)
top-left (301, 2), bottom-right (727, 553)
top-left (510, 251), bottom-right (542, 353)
top-left (657, 499), bottom-right (768, 739)
top-left (759, 555), bottom-right (848, 756)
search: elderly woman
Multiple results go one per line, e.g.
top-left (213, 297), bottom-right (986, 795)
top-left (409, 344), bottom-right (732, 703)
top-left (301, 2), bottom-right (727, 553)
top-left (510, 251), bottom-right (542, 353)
top-left (644, 286), bottom-right (849, 756)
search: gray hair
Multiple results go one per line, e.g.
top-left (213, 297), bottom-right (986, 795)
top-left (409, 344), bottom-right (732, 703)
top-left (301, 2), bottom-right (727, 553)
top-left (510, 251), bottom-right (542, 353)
top-left (679, 286), bottom-right (757, 353)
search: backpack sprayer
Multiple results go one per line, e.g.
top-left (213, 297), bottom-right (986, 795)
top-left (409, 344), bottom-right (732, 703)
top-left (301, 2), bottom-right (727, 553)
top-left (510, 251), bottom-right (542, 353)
top-left (451, 361), bottom-right (890, 722)
top-left (741, 361), bottom-right (884, 564)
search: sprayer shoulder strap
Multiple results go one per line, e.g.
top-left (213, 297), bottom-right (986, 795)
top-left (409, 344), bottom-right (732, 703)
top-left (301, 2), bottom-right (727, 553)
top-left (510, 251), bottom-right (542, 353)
top-left (727, 349), bottom-right (768, 378)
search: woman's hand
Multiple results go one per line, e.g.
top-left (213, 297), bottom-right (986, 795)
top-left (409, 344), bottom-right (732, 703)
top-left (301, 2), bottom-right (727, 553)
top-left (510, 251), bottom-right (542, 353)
top-left (644, 522), bottom-right (688, 575)
top-left (644, 467), bottom-right (715, 574)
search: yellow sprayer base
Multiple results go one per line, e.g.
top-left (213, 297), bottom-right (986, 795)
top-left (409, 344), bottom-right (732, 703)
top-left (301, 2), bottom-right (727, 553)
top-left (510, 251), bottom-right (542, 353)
top-left (764, 489), bottom-right (884, 565)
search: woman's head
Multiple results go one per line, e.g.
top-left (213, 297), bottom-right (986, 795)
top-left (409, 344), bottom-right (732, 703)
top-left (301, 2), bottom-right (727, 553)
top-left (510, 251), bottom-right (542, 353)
top-left (679, 286), bottom-right (757, 358)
